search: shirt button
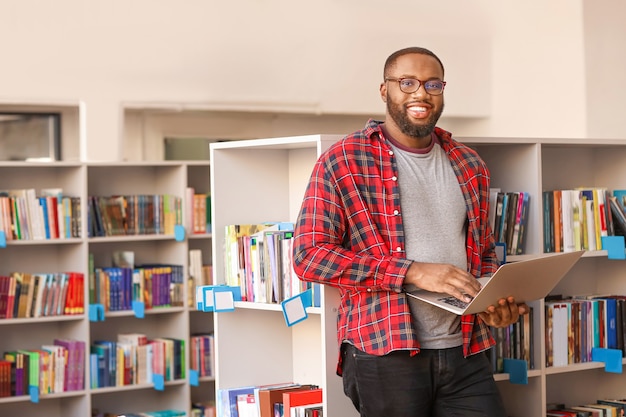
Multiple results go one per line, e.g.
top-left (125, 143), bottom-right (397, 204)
top-left (392, 176), bottom-right (397, 181)
top-left (393, 210), bottom-right (399, 215)
top-left (396, 246), bottom-right (402, 252)
top-left (389, 150), bottom-right (394, 156)
top-left (367, 288), bottom-right (372, 292)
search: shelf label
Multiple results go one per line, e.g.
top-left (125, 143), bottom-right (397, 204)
top-left (281, 289), bottom-right (312, 327)
top-left (197, 286), bottom-right (214, 312)
top-left (213, 287), bottom-right (236, 312)
top-left (153, 374), bottom-right (165, 391)
top-left (189, 369), bottom-right (199, 386)
top-left (174, 224), bottom-right (186, 242)
top-left (196, 285), bottom-right (241, 312)
top-left (88, 304), bottom-right (105, 322)
top-left (503, 358), bottom-right (528, 384)
top-left (0, 231), bottom-right (6, 248)
top-left (592, 347), bottom-right (623, 373)
top-left (29, 385), bottom-right (39, 403)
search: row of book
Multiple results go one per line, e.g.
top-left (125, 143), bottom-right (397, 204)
top-left (224, 223), bottom-right (318, 306)
top-left (547, 399), bottom-right (626, 416)
top-left (90, 264), bottom-right (185, 311)
top-left (217, 383), bottom-right (322, 417)
top-left (188, 249), bottom-right (213, 307)
top-left (0, 338), bottom-right (85, 397)
top-left (542, 188), bottom-right (626, 253)
top-left (545, 294), bottom-right (626, 367)
top-left (0, 188), bottom-right (81, 241)
top-left (88, 194), bottom-right (182, 238)
top-left (488, 307), bottom-right (535, 373)
top-left (93, 410), bottom-right (185, 417)
top-left (185, 187), bottom-right (211, 235)
top-left (89, 334), bottom-right (185, 388)
top-left (189, 333), bottom-right (214, 378)
top-left (191, 401), bottom-right (216, 417)
top-left (0, 272), bottom-right (85, 319)
top-left (488, 190), bottom-right (531, 255)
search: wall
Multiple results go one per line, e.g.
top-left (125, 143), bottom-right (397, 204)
top-left (0, 0), bottom-right (622, 161)
top-left (583, 0), bottom-right (626, 139)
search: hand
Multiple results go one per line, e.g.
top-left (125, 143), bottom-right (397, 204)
top-left (405, 262), bottom-right (482, 303)
top-left (478, 296), bottom-right (529, 328)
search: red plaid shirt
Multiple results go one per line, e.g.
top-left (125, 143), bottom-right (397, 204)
top-left (293, 119), bottom-right (499, 374)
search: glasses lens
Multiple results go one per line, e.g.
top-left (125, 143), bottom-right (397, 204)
top-left (424, 80), bottom-right (444, 95)
top-left (399, 78), bottom-right (419, 93)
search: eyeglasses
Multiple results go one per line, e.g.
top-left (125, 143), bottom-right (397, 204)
top-left (384, 77), bottom-right (446, 95)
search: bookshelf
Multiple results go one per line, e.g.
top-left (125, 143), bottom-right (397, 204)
top-left (4, 117), bottom-right (626, 416)
top-left (0, 157), bottom-right (214, 416)
top-left (209, 135), bottom-right (359, 416)
top-left (210, 134), bottom-right (626, 417)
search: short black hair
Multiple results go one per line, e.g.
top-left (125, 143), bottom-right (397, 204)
top-left (383, 47), bottom-right (445, 78)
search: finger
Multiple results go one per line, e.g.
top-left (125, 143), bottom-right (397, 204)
top-left (497, 298), bottom-right (513, 325)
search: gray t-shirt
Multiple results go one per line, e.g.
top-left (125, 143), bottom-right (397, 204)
top-left (388, 134), bottom-right (468, 349)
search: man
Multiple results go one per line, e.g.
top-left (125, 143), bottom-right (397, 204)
top-left (292, 46), bottom-right (529, 416)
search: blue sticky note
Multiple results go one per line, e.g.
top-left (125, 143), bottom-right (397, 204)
top-left (29, 385), bottom-right (39, 403)
top-left (153, 374), bottom-right (165, 390)
top-left (601, 236), bottom-right (626, 260)
top-left (174, 224), bottom-right (186, 241)
top-left (503, 358), bottom-right (528, 384)
top-left (592, 347), bottom-right (623, 373)
top-left (281, 290), bottom-right (312, 327)
top-left (132, 301), bottom-right (145, 318)
top-left (189, 369), bottom-right (199, 386)
top-left (0, 231), bottom-right (6, 248)
top-left (89, 304), bottom-right (105, 322)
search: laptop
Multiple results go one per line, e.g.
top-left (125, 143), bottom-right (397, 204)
top-left (405, 250), bottom-right (585, 315)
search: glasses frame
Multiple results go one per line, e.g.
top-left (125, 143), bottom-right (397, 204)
top-left (384, 77), bottom-right (447, 95)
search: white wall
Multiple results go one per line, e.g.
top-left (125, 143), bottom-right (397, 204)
top-left (0, 0), bottom-right (623, 161)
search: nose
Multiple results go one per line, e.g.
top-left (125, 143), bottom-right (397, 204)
top-left (410, 83), bottom-right (429, 99)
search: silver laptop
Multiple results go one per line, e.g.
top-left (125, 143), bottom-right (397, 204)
top-left (405, 250), bottom-right (585, 315)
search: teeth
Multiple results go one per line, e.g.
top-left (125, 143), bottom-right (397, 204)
top-left (409, 106), bottom-right (427, 112)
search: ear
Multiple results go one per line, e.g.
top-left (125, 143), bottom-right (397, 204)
top-left (379, 83), bottom-right (387, 103)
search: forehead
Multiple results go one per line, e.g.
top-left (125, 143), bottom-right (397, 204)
top-left (389, 53), bottom-right (444, 79)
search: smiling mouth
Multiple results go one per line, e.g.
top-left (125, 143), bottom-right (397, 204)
top-left (407, 104), bottom-right (430, 119)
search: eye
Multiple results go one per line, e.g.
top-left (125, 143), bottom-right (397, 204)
top-left (425, 80), bottom-right (443, 90)
top-left (400, 79), bottom-right (418, 89)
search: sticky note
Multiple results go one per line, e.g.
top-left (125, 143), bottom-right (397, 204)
top-left (153, 374), bottom-right (165, 390)
top-left (174, 224), bottom-right (186, 242)
top-left (132, 301), bottom-right (145, 318)
top-left (89, 304), bottom-right (105, 322)
top-left (189, 369), bottom-right (199, 386)
top-left (592, 347), bottom-right (623, 373)
top-left (29, 385), bottom-right (39, 403)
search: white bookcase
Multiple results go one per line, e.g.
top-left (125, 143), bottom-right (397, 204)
top-left (209, 135), bottom-right (359, 416)
top-left (0, 158), bottom-right (214, 417)
top-left (210, 134), bottom-right (626, 417)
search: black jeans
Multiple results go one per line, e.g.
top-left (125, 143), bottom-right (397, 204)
top-left (341, 343), bottom-right (507, 417)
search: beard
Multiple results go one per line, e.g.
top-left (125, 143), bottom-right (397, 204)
top-left (387, 96), bottom-right (444, 139)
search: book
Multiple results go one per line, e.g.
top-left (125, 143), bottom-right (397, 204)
top-left (217, 386), bottom-right (256, 417)
top-left (257, 384), bottom-right (317, 417)
top-left (282, 388), bottom-right (323, 417)
top-left (236, 393), bottom-right (258, 417)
